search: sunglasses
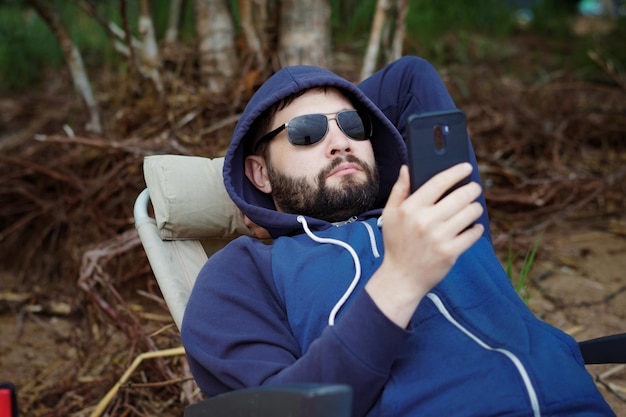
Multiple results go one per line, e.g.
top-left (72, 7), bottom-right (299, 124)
top-left (253, 109), bottom-right (372, 152)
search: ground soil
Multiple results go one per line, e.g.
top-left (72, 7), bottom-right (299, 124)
top-left (1, 220), bottom-right (625, 415)
top-left (527, 221), bottom-right (626, 414)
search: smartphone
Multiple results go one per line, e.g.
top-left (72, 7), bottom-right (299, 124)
top-left (407, 109), bottom-right (471, 195)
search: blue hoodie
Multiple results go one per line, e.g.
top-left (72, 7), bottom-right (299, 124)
top-left (181, 57), bottom-right (614, 416)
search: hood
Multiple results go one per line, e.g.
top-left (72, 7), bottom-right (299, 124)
top-left (223, 65), bottom-right (408, 238)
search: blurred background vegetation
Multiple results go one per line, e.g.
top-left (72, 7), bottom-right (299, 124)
top-left (0, 0), bottom-right (623, 90)
top-left (0, 0), bottom-right (623, 282)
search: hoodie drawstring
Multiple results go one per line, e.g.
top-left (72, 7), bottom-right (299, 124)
top-left (297, 215), bottom-right (380, 326)
top-left (362, 221), bottom-right (381, 258)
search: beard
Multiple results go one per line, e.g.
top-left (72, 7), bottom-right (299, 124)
top-left (267, 154), bottom-right (380, 223)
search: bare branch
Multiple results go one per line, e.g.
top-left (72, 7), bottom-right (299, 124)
top-left (74, 0), bottom-right (141, 56)
top-left (361, 0), bottom-right (391, 81)
top-left (27, 0), bottom-right (103, 133)
top-left (165, 0), bottom-right (185, 44)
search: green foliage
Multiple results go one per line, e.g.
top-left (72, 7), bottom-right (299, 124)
top-left (405, 0), bottom-right (515, 40)
top-left (330, 0), bottom-right (377, 45)
top-left (403, 0), bottom-right (516, 62)
top-left (0, 0), bottom-right (175, 90)
top-left (529, 0), bottom-right (575, 36)
top-left (330, 0), bottom-right (522, 67)
top-left (66, 2), bottom-right (116, 67)
top-left (0, 1), bottom-right (108, 89)
top-left (573, 17), bottom-right (626, 83)
top-left (331, 0), bottom-right (520, 66)
top-left (506, 235), bottom-right (543, 304)
top-left (1, 0), bottom-right (624, 92)
top-left (152, 0), bottom-right (197, 41)
top-left (0, 4), bottom-right (63, 89)
top-left (601, 16), bottom-right (626, 69)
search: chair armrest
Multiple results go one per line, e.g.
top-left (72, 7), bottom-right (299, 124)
top-left (579, 332), bottom-right (626, 364)
top-left (183, 384), bottom-right (352, 417)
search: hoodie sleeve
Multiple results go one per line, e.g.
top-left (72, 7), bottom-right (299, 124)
top-left (181, 236), bottom-right (411, 417)
top-left (358, 56), bottom-right (491, 240)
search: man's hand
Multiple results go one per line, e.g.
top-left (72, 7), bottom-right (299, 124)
top-left (244, 215), bottom-right (272, 239)
top-left (365, 163), bottom-right (484, 328)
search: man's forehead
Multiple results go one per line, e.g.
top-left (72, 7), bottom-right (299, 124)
top-left (274, 87), bottom-right (354, 118)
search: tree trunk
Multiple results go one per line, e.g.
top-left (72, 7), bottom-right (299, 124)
top-left (390, 0), bottom-right (408, 62)
top-left (279, 0), bottom-right (331, 68)
top-left (138, 0), bottom-right (164, 95)
top-left (239, 0), bottom-right (266, 67)
top-left (165, 0), bottom-right (184, 44)
top-left (27, 0), bottom-right (103, 134)
top-left (194, 0), bottom-right (239, 95)
top-left (360, 0), bottom-right (391, 81)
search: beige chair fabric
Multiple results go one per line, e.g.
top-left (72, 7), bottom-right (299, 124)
top-left (143, 155), bottom-right (252, 240)
top-left (135, 155), bottom-right (253, 329)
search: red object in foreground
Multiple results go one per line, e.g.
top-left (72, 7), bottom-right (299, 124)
top-left (0, 383), bottom-right (17, 417)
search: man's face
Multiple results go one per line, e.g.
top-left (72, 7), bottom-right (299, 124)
top-left (246, 88), bottom-right (379, 222)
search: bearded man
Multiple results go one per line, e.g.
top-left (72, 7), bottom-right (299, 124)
top-left (181, 57), bottom-right (614, 417)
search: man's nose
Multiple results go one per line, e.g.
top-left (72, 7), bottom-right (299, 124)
top-left (325, 118), bottom-right (352, 156)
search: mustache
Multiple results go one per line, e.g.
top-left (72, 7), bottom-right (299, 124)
top-left (320, 155), bottom-right (371, 178)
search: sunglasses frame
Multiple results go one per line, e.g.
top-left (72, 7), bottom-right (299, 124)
top-left (253, 109), bottom-right (372, 153)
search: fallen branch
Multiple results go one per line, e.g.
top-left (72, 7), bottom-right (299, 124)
top-left (35, 133), bottom-right (148, 154)
top-left (89, 346), bottom-right (186, 417)
top-left (588, 50), bottom-right (626, 91)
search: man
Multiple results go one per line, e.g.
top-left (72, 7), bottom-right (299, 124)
top-left (181, 57), bottom-right (614, 416)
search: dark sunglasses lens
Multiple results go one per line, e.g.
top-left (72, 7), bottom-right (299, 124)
top-left (287, 114), bottom-right (328, 146)
top-left (337, 110), bottom-right (370, 141)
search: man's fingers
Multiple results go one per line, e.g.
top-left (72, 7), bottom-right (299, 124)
top-left (444, 201), bottom-right (484, 236)
top-left (437, 181), bottom-right (483, 221)
top-left (386, 165), bottom-right (411, 209)
top-left (414, 163), bottom-right (473, 204)
top-left (448, 222), bottom-right (485, 254)
top-left (244, 215), bottom-right (271, 239)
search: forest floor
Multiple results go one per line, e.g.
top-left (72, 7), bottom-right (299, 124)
top-left (0, 23), bottom-right (625, 417)
top-left (2, 221), bottom-right (626, 416)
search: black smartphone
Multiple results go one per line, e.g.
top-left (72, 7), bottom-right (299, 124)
top-left (406, 109), bottom-right (471, 195)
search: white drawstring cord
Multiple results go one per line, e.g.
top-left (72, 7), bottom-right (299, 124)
top-left (426, 293), bottom-right (541, 417)
top-left (297, 215), bottom-right (362, 326)
top-left (362, 221), bottom-right (381, 258)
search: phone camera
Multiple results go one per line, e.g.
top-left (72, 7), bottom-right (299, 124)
top-left (433, 124), bottom-right (448, 153)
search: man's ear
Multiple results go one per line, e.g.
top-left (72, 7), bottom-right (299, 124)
top-left (244, 155), bottom-right (272, 194)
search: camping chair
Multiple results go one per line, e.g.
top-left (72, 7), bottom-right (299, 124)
top-left (134, 154), bottom-right (351, 417)
top-left (134, 154), bottom-right (626, 416)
